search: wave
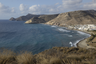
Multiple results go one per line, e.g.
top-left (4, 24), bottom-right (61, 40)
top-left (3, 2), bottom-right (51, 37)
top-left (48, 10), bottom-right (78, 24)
top-left (73, 38), bottom-right (84, 47)
top-left (68, 35), bottom-right (73, 37)
top-left (77, 31), bottom-right (86, 35)
top-left (69, 40), bottom-right (82, 47)
top-left (51, 25), bottom-right (57, 27)
top-left (77, 31), bottom-right (89, 35)
top-left (58, 28), bottom-right (70, 32)
top-left (69, 42), bottom-right (73, 47)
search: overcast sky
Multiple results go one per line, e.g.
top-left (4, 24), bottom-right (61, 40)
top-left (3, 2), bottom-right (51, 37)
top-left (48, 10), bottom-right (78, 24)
top-left (0, 0), bottom-right (96, 19)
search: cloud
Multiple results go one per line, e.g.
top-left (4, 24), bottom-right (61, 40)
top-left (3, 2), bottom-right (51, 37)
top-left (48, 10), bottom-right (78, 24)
top-left (28, 0), bottom-right (83, 14)
top-left (83, 0), bottom-right (96, 10)
top-left (29, 5), bottom-right (53, 14)
top-left (29, 5), bottom-right (40, 14)
top-left (19, 4), bottom-right (28, 13)
top-left (0, 3), bottom-right (14, 13)
top-left (59, 0), bottom-right (82, 11)
top-left (18, 0), bottom-right (96, 15)
top-left (62, 0), bottom-right (82, 5)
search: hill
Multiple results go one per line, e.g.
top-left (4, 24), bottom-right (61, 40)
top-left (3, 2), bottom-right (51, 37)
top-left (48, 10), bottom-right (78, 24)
top-left (25, 14), bottom-right (59, 24)
top-left (46, 10), bottom-right (96, 26)
top-left (1, 47), bottom-right (96, 64)
top-left (9, 14), bottom-right (40, 21)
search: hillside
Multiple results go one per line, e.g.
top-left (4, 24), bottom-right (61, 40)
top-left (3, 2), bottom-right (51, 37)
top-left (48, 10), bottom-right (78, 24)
top-left (9, 14), bottom-right (40, 21)
top-left (46, 10), bottom-right (96, 26)
top-left (25, 14), bottom-right (59, 24)
top-left (25, 17), bottom-right (45, 24)
top-left (1, 47), bottom-right (96, 64)
top-left (38, 14), bottom-right (58, 22)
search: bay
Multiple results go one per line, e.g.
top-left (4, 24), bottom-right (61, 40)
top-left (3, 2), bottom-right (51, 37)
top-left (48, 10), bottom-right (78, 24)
top-left (0, 20), bottom-right (90, 54)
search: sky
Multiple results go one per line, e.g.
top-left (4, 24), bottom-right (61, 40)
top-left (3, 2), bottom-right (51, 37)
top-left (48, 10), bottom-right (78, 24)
top-left (0, 0), bottom-right (96, 19)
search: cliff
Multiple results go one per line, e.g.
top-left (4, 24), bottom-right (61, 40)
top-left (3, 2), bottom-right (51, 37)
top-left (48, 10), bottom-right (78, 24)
top-left (25, 14), bottom-right (59, 24)
top-left (25, 17), bottom-right (45, 24)
top-left (46, 10), bottom-right (96, 26)
top-left (10, 14), bottom-right (40, 21)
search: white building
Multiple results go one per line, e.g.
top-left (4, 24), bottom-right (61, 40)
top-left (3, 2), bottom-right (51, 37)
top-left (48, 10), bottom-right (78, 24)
top-left (68, 24), bottom-right (96, 31)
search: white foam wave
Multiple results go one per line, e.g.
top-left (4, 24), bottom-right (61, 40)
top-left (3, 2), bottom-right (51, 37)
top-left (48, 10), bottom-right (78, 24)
top-left (69, 38), bottom-right (86, 47)
top-left (68, 35), bottom-right (73, 37)
top-left (77, 31), bottom-right (91, 36)
top-left (73, 39), bottom-right (83, 47)
top-left (69, 42), bottom-right (73, 47)
top-left (58, 28), bottom-right (70, 32)
top-left (77, 31), bottom-right (86, 35)
top-left (51, 25), bottom-right (57, 27)
top-left (62, 34), bottom-right (73, 37)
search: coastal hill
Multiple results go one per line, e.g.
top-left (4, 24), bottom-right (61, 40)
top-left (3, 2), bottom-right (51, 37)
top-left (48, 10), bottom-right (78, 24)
top-left (25, 17), bottom-right (45, 24)
top-left (25, 14), bottom-right (59, 24)
top-left (10, 14), bottom-right (40, 21)
top-left (38, 14), bottom-right (58, 22)
top-left (46, 10), bottom-right (96, 26)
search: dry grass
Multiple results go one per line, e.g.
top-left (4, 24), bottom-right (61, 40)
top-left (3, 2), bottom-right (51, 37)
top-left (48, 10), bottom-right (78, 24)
top-left (88, 43), bottom-right (96, 47)
top-left (0, 49), bottom-right (16, 64)
top-left (16, 51), bottom-right (36, 64)
top-left (0, 47), bottom-right (96, 64)
top-left (50, 57), bottom-right (62, 64)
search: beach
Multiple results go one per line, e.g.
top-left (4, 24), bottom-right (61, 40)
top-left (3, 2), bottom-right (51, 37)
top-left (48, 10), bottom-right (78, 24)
top-left (77, 31), bottom-right (96, 49)
top-left (77, 38), bottom-right (95, 49)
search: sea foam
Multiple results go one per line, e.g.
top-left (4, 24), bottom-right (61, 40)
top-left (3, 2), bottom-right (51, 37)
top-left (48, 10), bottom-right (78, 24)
top-left (58, 28), bottom-right (70, 32)
top-left (51, 25), bottom-right (57, 27)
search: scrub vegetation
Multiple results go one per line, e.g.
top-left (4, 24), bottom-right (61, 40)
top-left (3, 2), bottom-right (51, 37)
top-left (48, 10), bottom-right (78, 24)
top-left (0, 47), bottom-right (96, 64)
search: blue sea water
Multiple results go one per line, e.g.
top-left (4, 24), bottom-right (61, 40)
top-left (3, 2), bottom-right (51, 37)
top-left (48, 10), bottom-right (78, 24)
top-left (0, 20), bottom-right (90, 54)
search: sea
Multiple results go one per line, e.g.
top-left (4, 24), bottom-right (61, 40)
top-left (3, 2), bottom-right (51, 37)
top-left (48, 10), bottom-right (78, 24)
top-left (0, 20), bottom-right (90, 54)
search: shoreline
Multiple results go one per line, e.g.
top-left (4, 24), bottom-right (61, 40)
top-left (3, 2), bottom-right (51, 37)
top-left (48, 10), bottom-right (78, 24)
top-left (43, 24), bottom-right (95, 49)
top-left (73, 30), bottom-right (95, 49)
top-left (64, 27), bottom-right (95, 49)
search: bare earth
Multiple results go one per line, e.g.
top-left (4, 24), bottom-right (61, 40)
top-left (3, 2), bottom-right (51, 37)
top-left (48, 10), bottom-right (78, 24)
top-left (78, 39), bottom-right (96, 49)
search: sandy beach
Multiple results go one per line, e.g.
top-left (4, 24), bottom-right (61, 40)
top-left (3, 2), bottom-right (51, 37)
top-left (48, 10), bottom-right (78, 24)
top-left (77, 31), bottom-right (96, 49)
top-left (77, 38), bottom-right (95, 49)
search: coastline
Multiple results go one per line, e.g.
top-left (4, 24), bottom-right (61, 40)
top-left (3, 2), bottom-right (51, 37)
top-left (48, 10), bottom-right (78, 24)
top-left (65, 27), bottom-right (95, 49)
top-left (74, 30), bottom-right (96, 49)
top-left (43, 24), bottom-right (95, 49)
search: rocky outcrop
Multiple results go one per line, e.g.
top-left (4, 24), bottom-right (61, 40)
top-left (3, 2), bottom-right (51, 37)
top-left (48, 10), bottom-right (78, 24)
top-left (46, 10), bottom-right (96, 26)
top-left (9, 17), bottom-right (16, 21)
top-left (25, 17), bottom-right (45, 24)
top-left (9, 14), bottom-right (40, 21)
top-left (25, 14), bottom-right (59, 24)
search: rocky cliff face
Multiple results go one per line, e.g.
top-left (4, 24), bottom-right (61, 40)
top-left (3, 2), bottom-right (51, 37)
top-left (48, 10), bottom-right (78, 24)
top-left (10, 14), bottom-right (40, 21)
top-left (25, 14), bottom-right (59, 24)
top-left (46, 10), bottom-right (96, 26)
top-left (25, 17), bottom-right (45, 24)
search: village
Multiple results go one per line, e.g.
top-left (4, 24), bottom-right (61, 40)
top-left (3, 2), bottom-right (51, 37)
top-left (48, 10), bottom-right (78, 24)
top-left (68, 24), bottom-right (96, 31)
